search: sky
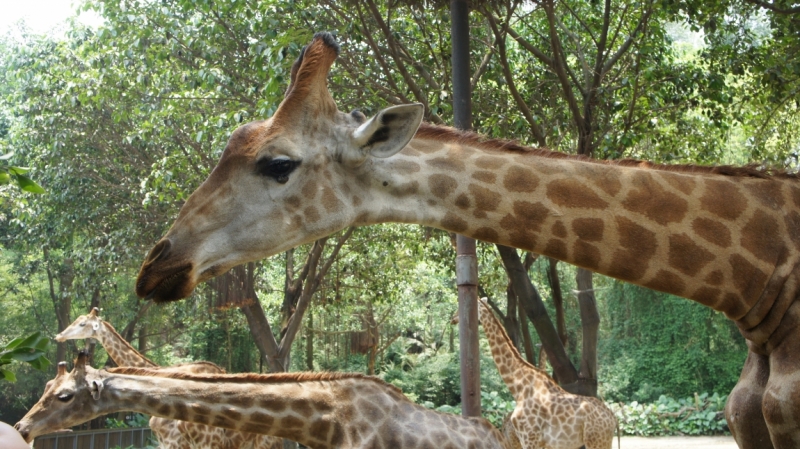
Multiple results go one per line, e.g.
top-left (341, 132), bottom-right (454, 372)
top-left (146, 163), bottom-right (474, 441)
top-left (0, 0), bottom-right (102, 36)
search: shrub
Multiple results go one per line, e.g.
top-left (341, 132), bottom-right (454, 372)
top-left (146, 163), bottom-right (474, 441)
top-left (611, 392), bottom-right (728, 436)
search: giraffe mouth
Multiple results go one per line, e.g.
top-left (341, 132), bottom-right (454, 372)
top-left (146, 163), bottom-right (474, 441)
top-left (140, 265), bottom-right (193, 303)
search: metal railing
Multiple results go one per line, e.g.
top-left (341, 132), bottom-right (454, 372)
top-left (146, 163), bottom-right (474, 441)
top-left (33, 427), bottom-right (154, 449)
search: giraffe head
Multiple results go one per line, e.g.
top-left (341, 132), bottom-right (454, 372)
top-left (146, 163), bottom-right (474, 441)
top-left (55, 308), bottom-right (103, 342)
top-left (15, 352), bottom-right (104, 443)
top-left (136, 32), bottom-right (423, 302)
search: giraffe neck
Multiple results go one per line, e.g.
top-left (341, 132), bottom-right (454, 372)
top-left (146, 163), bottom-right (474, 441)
top-left (100, 368), bottom-right (507, 449)
top-left (477, 302), bottom-right (558, 400)
top-left (353, 127), bottom-right (800, 338)
top-left (98, 322), bottom-right (157, 368)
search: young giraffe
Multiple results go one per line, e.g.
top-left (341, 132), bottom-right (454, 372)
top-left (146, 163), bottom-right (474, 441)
top-left (57, 308), bottom-right (282, 449)
top-left (455, 298), bottom-right (618, 449)
top-left (15, 352), bottom-right (514, 449)
top-left (135, 32), bottom-right (800, 448)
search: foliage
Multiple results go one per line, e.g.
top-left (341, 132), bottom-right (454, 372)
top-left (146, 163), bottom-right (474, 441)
top-left (612, 392), bottom-right (729, 436)
top-left (0, 332), bottom-right (50, 382)
top-left (105, 413), bottom-right (150, 429)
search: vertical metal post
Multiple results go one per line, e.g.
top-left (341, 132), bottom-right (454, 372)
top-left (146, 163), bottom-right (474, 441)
top-left (451, 0), bottom-right (481, 418)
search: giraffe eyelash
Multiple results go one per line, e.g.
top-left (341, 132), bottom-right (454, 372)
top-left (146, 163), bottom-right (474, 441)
top-left (255, 158), bottom-right (301, 183)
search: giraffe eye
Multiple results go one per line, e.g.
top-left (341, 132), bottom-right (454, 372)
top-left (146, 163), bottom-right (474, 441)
top-left (57, 393), bottom-right (74, 402)
top-left (256, 158), bottom-right (300, 184)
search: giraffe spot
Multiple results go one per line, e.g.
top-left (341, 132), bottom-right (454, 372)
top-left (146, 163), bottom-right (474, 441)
top-left (455, 193), bottom-right (471, 209)
top-left (545, 239), bottom-right (568, 261)
top-left (223, 408), bottom-right (242, 421)
top-left (248, 411), bottom-right (275, 427)
top-left (286, 195), bottom-right (301, 211)
top-left (508, 231), bottom-right (537, 251)
top-left (429, 174), bottom-right (458, 199)
top-left (503, 165), bottom-right (539, 193)
top-left (705, 270), bottom-right (724, 286)
top-left (293, 399), bottom-right (315, 418)
top-left (475, 155), bottom-right (507, 170)
top-left (157, 404), bottom-right (171, 416)
top-left (145, 396), bottom-right (159, 408)
top-left (573, 241), bottom-right (601, 269)
top-left (393, 180), bottom-right (420, 196)
top-left (700, 179), bottom-right (747, 221)
top-left (192, 414), bottom-right (210, 425)
top-left (473, 210), bottom-right (487, 219)
top-left (692, 217), bottom-right (732, 247)
top-left (729, 254), bottom-right (769, 304)
top-left (473, 170), bottom-right (496, 183)
top-left (622, 172), bottom-right (688, 225)
top-left (321, 188), bottom-right (343, 213)
top-left (352, 195), bottom-right (362, 207)
top-left (668, 233), bottom-right (716, 275)
top-left (329, 423), bottom-right (345, 446)
top-left (723, 292), bottom-right (749, 319)
top-left (745, 181), bottom-right (785, 210)
top-left (261, 399), bottom-right (287, 412)
top-left (741, 210), bottom-right (785, 263)
top-left (301, 180), bottom-right (319, 198)
top-left (468, 184), bottom-right (502, 212)
top-left (658, 172), bottom-right (697, 195)
top-left (607, 216), bottom-right (657, 281)
top-left (616, 216), bottom-right (657, 257)
top-left (304, 205), bottom-right (320, 223)
top-left (428, 156), bottom-right (466, 172)
top-left (212, 415), bottom-right (235, 428)
top-left (785, 211), bottom-right (800, 250)
top-left (546, 179), bottom-right (608, 209)
top-left (644, 269), bottom-right (686, 295)
top-left (692, 286), bottom-right (722, 308)
top-left (392, 160), bottom-right (421, 173)
top-left (500, 201), bottom-right (551, 236)
top-left (190, 403), bottom-right (212, 415)
top-left (442, 212), bottom-right (468, 233)
top-left (572, 218), bottom-right (604, 242)
top-left (171, 401), bottom-right (192, 420)
top-left (280, 415), bottom-right (305, 431)
top-left (552, 220), bottom-right (567, 238)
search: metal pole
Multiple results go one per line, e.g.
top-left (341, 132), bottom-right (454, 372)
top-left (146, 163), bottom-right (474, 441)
top-left (451, 0), bottom-right (481, 418)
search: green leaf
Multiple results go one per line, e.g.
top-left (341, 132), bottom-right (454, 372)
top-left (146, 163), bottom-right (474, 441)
top-left (0, 152), bottom-right (13, 160)
top-left (8, 166), bottom-right (30, 175)
top-left (0, 368), bottom-right (16, 383)
top-left (0, 172), bottom-right (9, 185)
top-left (14, 173), bottom-right (46, 194)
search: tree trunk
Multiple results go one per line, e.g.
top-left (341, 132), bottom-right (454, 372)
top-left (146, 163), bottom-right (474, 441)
top-left (305, 309), bottom-right (314, 371)
top-left (515, 286), bottom-right (537, 365)
top-left (576, 267), bottom-right (600, 397)
top-left (44, 251), bottom-right (74, 364)
top-left (496, 245), bottom-right (580, 389)
top-left (547, 258), bottom-right (569, 348)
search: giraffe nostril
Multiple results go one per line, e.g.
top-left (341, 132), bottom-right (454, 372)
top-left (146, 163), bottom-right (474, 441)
top-left (145, 239), bottom-right (172, 264)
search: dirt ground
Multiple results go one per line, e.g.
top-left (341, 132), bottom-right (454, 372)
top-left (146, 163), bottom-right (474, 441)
top-left (619, 435), bottom-right (738, 448)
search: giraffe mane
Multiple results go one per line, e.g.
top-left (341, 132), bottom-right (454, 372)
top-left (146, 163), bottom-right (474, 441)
top-left (101, 321), bottom-right (158, 367)
top-left (108, 367), bottom-right (406, 395)
top-left (415, 123), bottom-right (799, 180)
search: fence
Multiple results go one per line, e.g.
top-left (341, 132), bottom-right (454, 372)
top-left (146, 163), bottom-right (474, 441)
top-left (33, 427), bottom-right (154, 449)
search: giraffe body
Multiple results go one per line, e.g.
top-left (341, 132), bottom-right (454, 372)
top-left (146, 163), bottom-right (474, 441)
top-left (15, 353), bottom-right (514, 449)
top-left (134, 33), bottom-right (800, 447)
top-left (469, 298), bottom-right (617, 449)
top-left (57, 309), bottom-right (282, 449)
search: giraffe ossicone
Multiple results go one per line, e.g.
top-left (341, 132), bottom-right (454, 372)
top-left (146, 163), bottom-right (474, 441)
top-left (135, 32), bottom-right (800, 448)
top-left (15, 351), bottom-right (514, 449)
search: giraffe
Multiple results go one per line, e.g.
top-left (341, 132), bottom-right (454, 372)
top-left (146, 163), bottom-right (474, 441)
top-left (134, 32), bottom-right (800, 448)
top-left (455, 297), bottom-right (617, 449)
top-left (15, 352), bottom-right (514, 449)
top-left (56, 308), bottom-right (282, 449)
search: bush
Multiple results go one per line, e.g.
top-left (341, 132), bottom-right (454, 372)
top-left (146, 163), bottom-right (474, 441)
top-left (611, 392), bottom-right (729, 436)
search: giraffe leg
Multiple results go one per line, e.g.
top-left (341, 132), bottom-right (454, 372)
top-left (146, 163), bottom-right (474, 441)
top-left (762, 303), bottom-right (800, 448)
top-left (726, 348), bottom-right (772, 449)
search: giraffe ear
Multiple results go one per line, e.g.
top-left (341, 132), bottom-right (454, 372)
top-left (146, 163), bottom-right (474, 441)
top-left (350, 104), bottom-right (424, 159)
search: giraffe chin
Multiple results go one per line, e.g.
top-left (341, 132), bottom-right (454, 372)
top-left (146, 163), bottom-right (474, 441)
top-left (139, 266), bottom-right (195, 303)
